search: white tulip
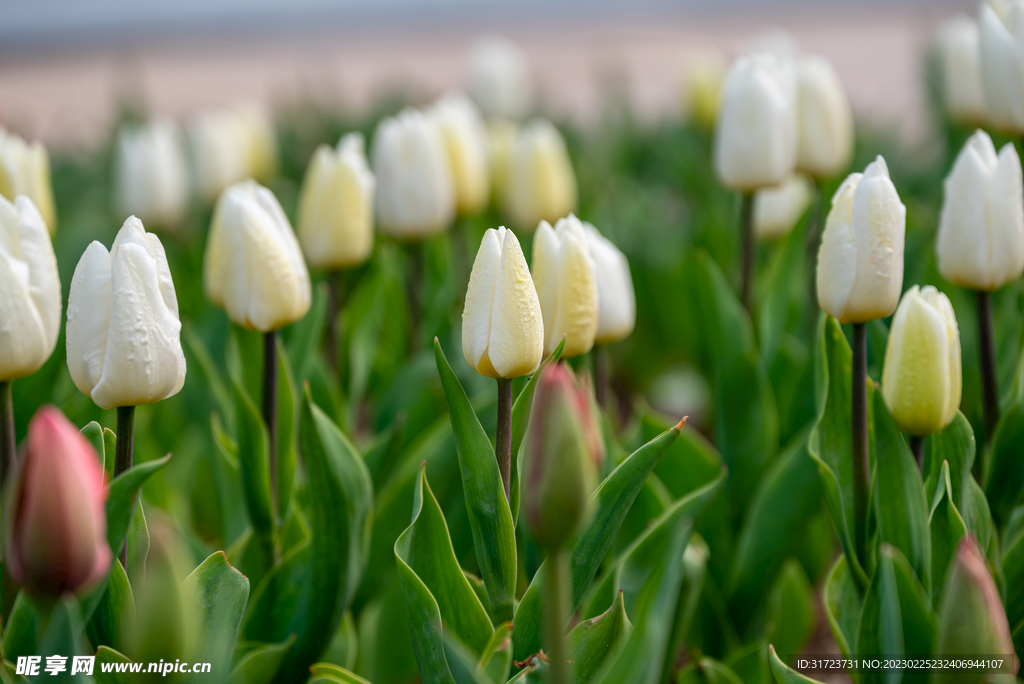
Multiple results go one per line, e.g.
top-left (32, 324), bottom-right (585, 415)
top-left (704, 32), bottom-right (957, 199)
top-left (753, 175), bottom-right (814, 242)
top-left (582, 222), bottom-right (635, 345)
top-left (936, 130), bottom-right (1024, 291)
top-left (233, 104), bottom-right (278, 183)
top-left (66, 217), bottom-right (186, 410)
top-left (371, 108), bottom-right (455, 239)
top-left (504, 119), bottom-right (577, 231)
top-left (467, 35), bottom-right (534, 121)
top-left (714, 52), bottom-right (798, 191)
top-left (0, 196), bottom-right (61, 382)
top-left (204, 181), bottom-right (311, 332)
top-left (683, 50), bottom-right (727, 131)
top-left (532, 214), bottom-right (598, 357)
top-left (938, 16), bottom-right (988, 125)
top-left (979, 1), bottom-right (1024, 133)
top-left (297, 133), bottom-right (375, 270)
top-left (462, 226), bottom-right (544, 379)
top-left (795, 56), bottom-right (853, 178)
top-left (816, 156), bottom-right (906, 324)
top-left (114, 120), bottom-right (190, 228)
top-left (0, 128), bottom-right (57, 234)
top-left (487, 119), bottom-right (518, 208)
top-left (430, 93), bottom-right (490, 216)
top-left (189, 111), bottom-right (250, 202)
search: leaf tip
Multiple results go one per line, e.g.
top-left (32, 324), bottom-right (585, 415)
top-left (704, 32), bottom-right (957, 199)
top-left (674, 416), bottom-right (688, 431)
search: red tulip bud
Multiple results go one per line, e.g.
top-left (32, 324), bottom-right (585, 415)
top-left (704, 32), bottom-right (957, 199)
top-left (4, 406), bottom-right (110, 597)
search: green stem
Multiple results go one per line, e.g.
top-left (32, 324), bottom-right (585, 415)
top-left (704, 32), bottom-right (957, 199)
top-left (594, 345), bottom-right (609, 410)
top-left (910, 435), bottom-right (925, 471)
top-left (326, 270), bottom-right (342, 375)
top-left (740, 192), bottom-right (755, 312)
top-left (544, 547), bottom-right (569, 684)
top-left (496, 378), bottom-right (513, 503)
top-left (976, 290), bottom-right (1000, 445)
top-left (115, 405), bottom-right (135, 569)
top-left (263, 331), bottom-right (279, 522)
top-left (0, 380), bottom-right (14, 488)
top-left (851, 323), bottom-right (869, 568)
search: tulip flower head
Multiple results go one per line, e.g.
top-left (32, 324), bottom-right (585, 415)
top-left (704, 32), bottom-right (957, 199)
top-left (487, 119), bottom-right (518, 208)
top-left (684, 51), bottom-right (727, 131)
top-left (980, 1), bottom-right (1024, 133)
top-left (114, 119), bottom-right (190, 228)
top-left (881, 286), bottom-right (962, 437)
top-left (5, 406), bottom-right (110, 598)
top-left (188, 110), bottom-right (251, 202)
top-left (372, 108), bottom-right (455, 239)
top-left (297, 133), bottom-right (376, 270)
top-left (583, 222), bottom-right (635, 345)
top-left (462, 226), bottom-right (544, 379)
top-left (816, 156), bottom-right (906, 324)
top-left (204, 180), bottom-right (312, 332)
top-left (67, 217), bottom-right (187, 410)
top-left (795, 56), bottom-right (853, 179)
top-left (937, 15), bottom-right (988, 125)
top-left (714, 52), bottom-right (798, 192)
top-left (0, 128), bottom-right (57, 233)
top-left (0, 195), bottom-right (61, 382)
top-left (504, 119), bottom-right (577, 231)
top-left (467, 35), bottom-right (534, 121)
top-left (430, 93), bottom-right (491, 216)
top-left (936, 130), bottom-right (1024, 291)
top-left (532, 215), bottom-right (599, 358)
top-left (753, 174), bottom-right (814, 242)
top-left (233, 103), bottom-right (278, 183)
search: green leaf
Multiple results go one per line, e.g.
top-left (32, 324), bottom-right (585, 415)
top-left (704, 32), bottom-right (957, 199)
top-left (126, 499), bottom-right (149, 581)
top-left (319, 611), bottom-right (359, 671)
top-left (1003, 524), bottom-right (1024, 639)
top-left (183, 322), bottom-right (234, 427)
top-left (677, 657), bottom-right (745, 684)
top-left (94, 646), bottom-right (134, 684)
top-left (105, 454), bottom-right (172, 567)
top-left (37, 598), bottom-right (90, 683)
top-left (725, 641), bottom-right (770, 684)
top-left (922, 412), bottom-right (975, 511)
top-left (233, 377), bottom-right (276, 548)
top-left (309, 662), bottom-right (373, 684)
top-left (767, 644), bottom-right (825, 684)
top-left (434, 339), bottom-right (517, 625)
top-left (2, 593), bottom-right (43, 661)
top-left (928, 461), bottom-right (968, 606)
top-left (643, 411), bottom-right (723, 500)
top-left (81, 421), bottom-right (106, 469)
top-left (85, 559), bottom-right (135, 653)
top-left (276, 336), bottom-right (299, 518)
top-left (960, 476), bottom-right (997, 567)
top-left (510, 422), bottom-right (698, 662)
top-left (764, 560), bottom-right (815, 664)
top-left (285, 280), bottom-right (329, 380)
top-left (822, 557), bottom-right (859, 660)
top-left (568, 590), bottom-right (632, 684)
top-left (181, 552), bottom-right (250, 681)
top-left (872, 388), bottom-right (931, 589)
top-left (227, 635), bottom-right (297, 684)
top-left (102, 428), bottom-right (117, 479)
top-left (477, 621), bottom-right (512, 684)
top-left (985, 400), bottom-right (1024, 526)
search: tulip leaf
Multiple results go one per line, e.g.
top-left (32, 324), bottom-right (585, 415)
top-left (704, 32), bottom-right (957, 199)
top-left (126, 499), bottom-right (149, 580)
top-left (226, 635), bottom-right (297, 684)
top-left (36, 598), bottom-right (90, 683)
top-left (2, 592), bottom-right (44, 660)
top-left (85, 559), bottom-right (135, 654)
top-left (809, 454), bottom-right (868, 591)
top-left (763, 559), bottom-right (815, 665)
top-left (960, 476), bottom-right (997, 567)
top-left (233, 377), bottom-right (276, 553)
top-left (183, 322), bottom-right (234, 429)
top-left (928, 461), bottom-right (968, 606)
top-left (723, 639), bottom-right (770, 684)
top-left (478, 621), bottom-right (513, 684)
top-left (102, 428), bottom-right (117, 478)
top-left (181, 552), bottom-right (251, 680)
top-left (284, 280), bottom-right (329, 380)
top-left (81, 421), bottom-right (106, 469)
top-left (569, 580), bottom-right (632, 684)
top-left (872, 389), bottom-right (931, 589)
top-left (822, 557), bottom-right (859, 660)
top-left (643, 411), bottom-right (723, 500)
top-left (677, 657), bottom-right (745, 684)
top-left (105, 453), bottom-right (172, 567)
top-left (767, 644), bottom-right (825, 684)
top-left (1002, 526), bottom-right (1024, 643)
top-left (276, 336), bottom-right (298, 518)
top-left (985, 399), bottom-right (1024, 526)
top-left (308, 662), bottom-right (373, 684)
top-left (434, 339), bottom-right (517, 625)
top-left (94, 646), bottom-right (134, 684)
top-left (922, 412), bottom-right (975, 511)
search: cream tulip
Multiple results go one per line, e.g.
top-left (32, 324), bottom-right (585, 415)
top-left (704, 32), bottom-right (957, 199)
top-left (189, 111), bottom-right (249, 202)
top-left (504, 119), bottom-right (577, 230)
top-left (532, 214), bottom-right (598, 357)
top-left (467, 35), bottom-right (534, 121)
top-left (816, 156), bottom-right (906, 324)
top-left (979, 1), bottom-right (1024, 133)
top-left (487, 119), bottom-right (518, 208)
top-left (583, 222), bottom-right (635, 344)
top-left (114, 119), bottom-right (190, 228)
top-left (795, 56), bottom-right (853, 178)
top-left (0, 129), bottom-right (57, 233)
top-left (430, 93), bottom-right (490, 216)
top-left (234, 104), bottom-right (278, 183)
top-left (66, 217), bottom-right (186, 410)
top-left (462, 227), bottom-right (543, 379)
top-left (938, 16), bottom-right (988, 125)
top-left (204, 181), bottom-right (311, 332)
top-left (0, 196), bottom-right (61, 382)
top-left (753, 175), bottom-right (814, 242)
top-left (936, 130), bottom-right (1024, 291)
top-left (684, 51), bottom-right (727, 131)
top-left (371, 108), bottom-right (455, 239)
top-left (714, 52), bottom-right (798, 192)
top-left (297, 133), bottom-right (375, 270)
top-left (881, 286), bottom-right (962, 436)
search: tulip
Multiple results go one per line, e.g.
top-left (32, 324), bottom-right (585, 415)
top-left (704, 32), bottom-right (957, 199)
top-left (430, 93), bottom-right (490, 216)
top-left (189, 111), bottom-right (249, 202)
top-left (114, 119), bottom-right (190, 228)
top-left (532, 215), bottom-right (599, 358)
top-left (0, 128), bottom-right (57, 233)
top-left (881, 286), bottom-right (962, 445)
top-left (582, 222), bottom-right (634, 345)
top-left (937, 16), bottom-right (988, 125)
top-left (980, 1), bottom-right (1024, 133)
top-left (234, 103), bottom-right (278, 183)
top-left (5, 406), bottom-right (110, 598)
top-left (683, 51), bottom-right (727, 132)
top-left (753, 175), bottom-right (814, 242)
top-left (371, 108), bottom-right (455, 239)
top-left (487, 119), bottom-right (518, 208)
top-left (504, 119), bottom-right (578, 231)
top-left (795, 56), bottom-right (853, 179)
top-left (467, 35), bottom-right (534, 121)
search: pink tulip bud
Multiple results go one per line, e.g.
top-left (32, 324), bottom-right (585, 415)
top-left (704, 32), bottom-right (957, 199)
top-left (4, 406), bottom-right (110, 597)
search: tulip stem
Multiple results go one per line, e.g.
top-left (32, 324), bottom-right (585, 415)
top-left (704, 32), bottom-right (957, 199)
top-left (851, 322), bottom-right (870, 567)
top-left (740, 192), bottom-right (755, 312)
top-left (263, 331), bottom-right (279, 522)
top-left (0, 381), bottom-right (14, 488)
top-left (595, 345), bottom-right (609, 410)
top-left (115, 405), bottom-right (135, 570)
top-left (544, 546), bottom-right (569, 684)
top-left (326, 270), bottom-right (342, 374)
top-left (910, 435), bottom-right (925, 471)
top-left (496, 377), bottom-right (513, 503)
top-left (976, 290), bottom-right (1000, 445)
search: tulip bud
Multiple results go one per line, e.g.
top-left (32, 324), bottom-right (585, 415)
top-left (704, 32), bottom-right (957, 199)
top-left (795, 56), bottom-right (853, 179)
top-left (934, 537), bottom-right (1018, 681)
top-left (714, 52), bottom-right (798, 192)
top-left (189, 111), bottom-right (249, 202)
top-left (114, 119), bottom-right (190, 228)
top-left (683, 51), bottom-right (727, 131)
top-left (582, 222), bottom-right (635, 345)
top-left (67, 217), bottom-right (187, 410)
top-left (487, 119), bottom-right (518, 208)
top-left (524, 363), bottom-right (601, 550)
top-left (0, 195), bottom-right (61, 382)
top-left (467, 35), bottom-right (534, 121)
top-left (753, 174), bottom-right (814, 242)
top-left (532, 215), bottom-right (599, 358)
top-left (462, 226), bottom-right (544, 379)
top-left (233, 103), bottom-right (278, 183)
top-left (881, 286), bottom-right (962, 437)
top-left (504, 119), bottom-right (577, 231)
top-left (297, 133), bottom-right (375, 270)
top-left (937, 16), bottom-right (988, 125)
top-left (0, 128), bottom-right (57, 233)
top-left (204, 180), bottom-right (311, 332)
top-left (5, 406), bottom-right (110, 597)
top-left (936, 130), bottom-right (1024, 291)
top-left (980, 1), bottom-right (1024, 133)
top-left (371, 108), bottom-right (455, 239)
top-left (430, 93), bottom-right (490, 216)
top-left (816, 156), bottom-right (906, 324)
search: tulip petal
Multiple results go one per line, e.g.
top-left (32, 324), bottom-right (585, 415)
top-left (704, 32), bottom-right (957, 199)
top-left (462, 228), bottom-right (503, 375)
top-left (585, 223), bottom-right (636, 344)
top-left (488, 228), bottom-right (544, 378)
top-left (987, 142), bottom-right (1024, 288)
top-left (532, 220), bottom-right (559, 349)
top-left (66, 241), bottom-right (112, 398)
top-left (554, 226), bottom-right (599, 358)
top-left (816, 176), bottom-right (859, 320)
